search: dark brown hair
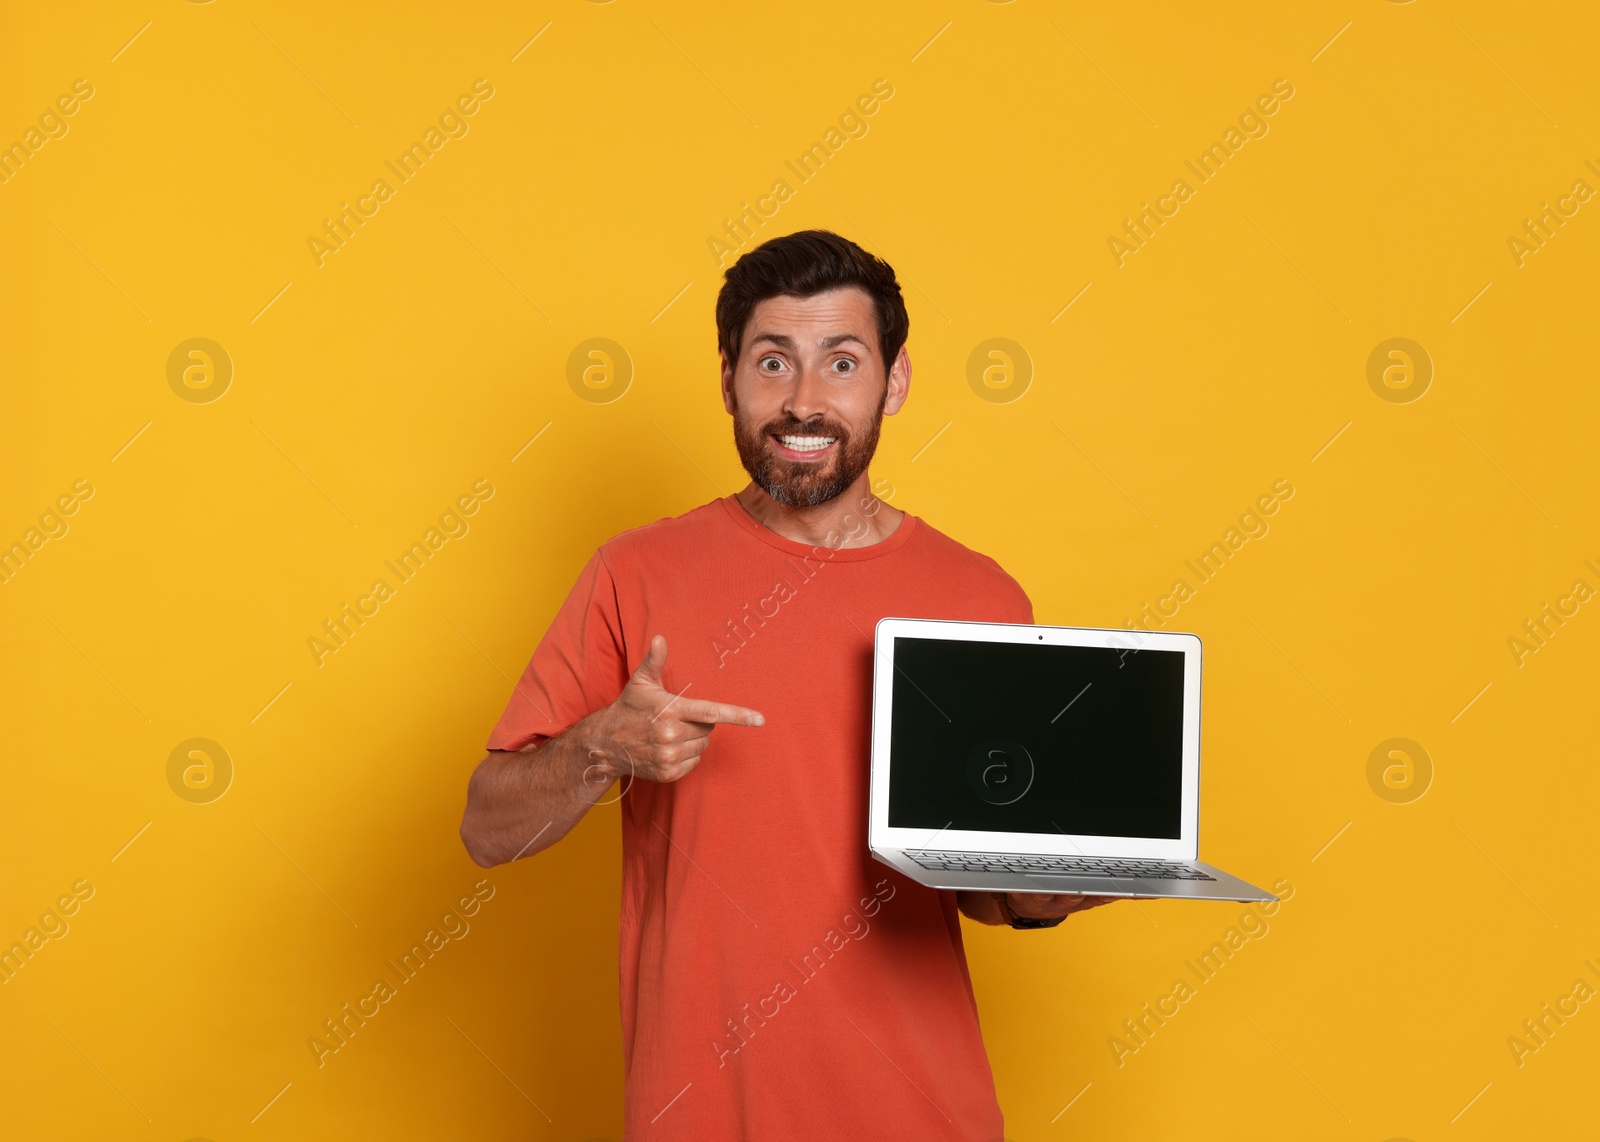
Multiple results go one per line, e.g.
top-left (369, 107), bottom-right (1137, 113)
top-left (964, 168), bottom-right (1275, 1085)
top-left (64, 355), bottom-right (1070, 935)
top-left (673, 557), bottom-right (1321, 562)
top-left (715, 229), bottom-right (909, 369)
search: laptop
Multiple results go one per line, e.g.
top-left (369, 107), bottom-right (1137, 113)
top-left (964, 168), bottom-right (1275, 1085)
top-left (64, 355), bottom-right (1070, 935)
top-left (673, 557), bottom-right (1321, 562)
top-left (868, 618), bottom-right (1276, 903)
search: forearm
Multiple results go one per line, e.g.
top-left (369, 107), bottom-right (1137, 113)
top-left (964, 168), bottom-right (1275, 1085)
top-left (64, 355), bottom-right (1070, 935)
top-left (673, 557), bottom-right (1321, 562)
top-left (956, 890), bottom-right (1008, 925)
top-left (959, 889), bottom-right (1118, 926)
top-left (461, 634), bottom-right (762, 866)
top-left (459, 713), bottom-right (617, 867)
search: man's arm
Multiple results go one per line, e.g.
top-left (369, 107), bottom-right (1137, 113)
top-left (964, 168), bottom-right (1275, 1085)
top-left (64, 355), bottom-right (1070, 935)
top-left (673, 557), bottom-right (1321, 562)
top-left (957, 890), bottom-right (1119, 926)
top-left (460, 712), bottom-right (622, 868)
top-left (460, 634), bottom-right (764, 867)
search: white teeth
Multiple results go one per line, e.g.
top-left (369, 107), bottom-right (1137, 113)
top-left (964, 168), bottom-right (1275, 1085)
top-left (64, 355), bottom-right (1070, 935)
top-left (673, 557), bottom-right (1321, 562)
top-left (779, 434), bottom-right (836, 451)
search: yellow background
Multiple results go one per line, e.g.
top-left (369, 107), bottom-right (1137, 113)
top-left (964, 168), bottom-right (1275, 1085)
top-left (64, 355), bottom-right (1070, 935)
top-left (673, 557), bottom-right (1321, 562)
top-left (3, 1), bottom-right (1596, 1138)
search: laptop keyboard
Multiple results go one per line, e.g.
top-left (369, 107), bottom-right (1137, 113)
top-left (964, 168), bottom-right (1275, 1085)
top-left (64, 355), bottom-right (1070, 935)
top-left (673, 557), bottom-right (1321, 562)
top-left (905, 849), bottom-right (1216, 881)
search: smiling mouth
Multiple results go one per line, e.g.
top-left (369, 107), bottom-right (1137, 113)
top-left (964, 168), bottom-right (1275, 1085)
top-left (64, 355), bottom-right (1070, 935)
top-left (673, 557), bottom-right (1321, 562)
top-left (771, 433), bottom-right (837, 458)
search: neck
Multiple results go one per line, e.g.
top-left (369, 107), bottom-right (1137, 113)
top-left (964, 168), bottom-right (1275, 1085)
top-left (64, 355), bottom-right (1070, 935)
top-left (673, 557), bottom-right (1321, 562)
top-left (734, 475), bottom-right (904, 548)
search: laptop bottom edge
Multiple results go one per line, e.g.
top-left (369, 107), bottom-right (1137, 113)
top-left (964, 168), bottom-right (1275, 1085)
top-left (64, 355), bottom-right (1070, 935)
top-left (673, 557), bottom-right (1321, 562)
top-left (872, 849), bottom-right (1277, 903)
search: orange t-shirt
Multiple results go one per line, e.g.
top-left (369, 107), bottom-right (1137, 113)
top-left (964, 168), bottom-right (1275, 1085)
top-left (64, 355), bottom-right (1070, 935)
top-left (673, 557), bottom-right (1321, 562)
top-left (487, 494), bottom-right (1033, 1140)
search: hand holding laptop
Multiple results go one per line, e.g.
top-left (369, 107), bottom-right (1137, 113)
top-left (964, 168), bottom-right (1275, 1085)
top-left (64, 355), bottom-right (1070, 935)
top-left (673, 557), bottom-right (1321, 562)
top-left (958, 890), bottom-right (1119, 926)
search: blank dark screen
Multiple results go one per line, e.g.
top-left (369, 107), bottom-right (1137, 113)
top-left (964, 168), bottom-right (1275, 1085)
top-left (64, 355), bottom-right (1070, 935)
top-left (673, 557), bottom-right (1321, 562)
top-left (886, 637), bottom-right (1186, 839)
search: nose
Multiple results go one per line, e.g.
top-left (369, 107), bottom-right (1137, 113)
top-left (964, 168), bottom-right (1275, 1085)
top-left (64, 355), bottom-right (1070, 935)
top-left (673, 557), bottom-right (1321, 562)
top-left (783, 360), bottom-right (829, 426)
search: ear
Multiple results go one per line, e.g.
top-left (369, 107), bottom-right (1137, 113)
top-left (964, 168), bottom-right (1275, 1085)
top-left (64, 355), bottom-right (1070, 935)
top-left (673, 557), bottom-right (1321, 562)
top-left (720, 351), bottom-right (737, 415)
top-left (883, 345), bottom-right (911, 416)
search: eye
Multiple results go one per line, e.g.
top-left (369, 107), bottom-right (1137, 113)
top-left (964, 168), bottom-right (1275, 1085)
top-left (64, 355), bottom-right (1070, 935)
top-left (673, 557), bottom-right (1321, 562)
top-left (831, 357), bottom-right (855, 374)
top-left (758, 355), bottom-right (785, 374)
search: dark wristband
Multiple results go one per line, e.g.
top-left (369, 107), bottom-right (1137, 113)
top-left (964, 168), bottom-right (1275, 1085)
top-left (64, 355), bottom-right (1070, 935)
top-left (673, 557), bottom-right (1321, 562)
top-left (999, 895), bottom-right (1065, 929)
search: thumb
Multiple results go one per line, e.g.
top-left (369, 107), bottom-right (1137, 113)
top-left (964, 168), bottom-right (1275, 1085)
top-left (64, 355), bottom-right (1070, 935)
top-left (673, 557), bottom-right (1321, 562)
top-left (632, 634), bottom-right (669, 688)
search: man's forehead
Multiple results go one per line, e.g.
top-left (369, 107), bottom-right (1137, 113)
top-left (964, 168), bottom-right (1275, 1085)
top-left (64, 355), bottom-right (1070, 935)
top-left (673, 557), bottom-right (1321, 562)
top-left (741, 287), bottom-right (875, 347)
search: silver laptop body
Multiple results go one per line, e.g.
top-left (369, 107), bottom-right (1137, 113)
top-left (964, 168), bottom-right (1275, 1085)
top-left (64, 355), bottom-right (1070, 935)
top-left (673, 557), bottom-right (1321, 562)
top-left (868, 618), bottom-right (1275, 903)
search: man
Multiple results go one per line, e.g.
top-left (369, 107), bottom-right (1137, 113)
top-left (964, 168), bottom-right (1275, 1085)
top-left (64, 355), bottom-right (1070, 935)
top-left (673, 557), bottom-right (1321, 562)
top-left (460, 229), bottom-right (1116, 1140)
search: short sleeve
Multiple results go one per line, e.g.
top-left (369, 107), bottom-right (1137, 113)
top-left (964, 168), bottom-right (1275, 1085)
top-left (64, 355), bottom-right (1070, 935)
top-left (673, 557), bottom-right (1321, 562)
top-left (982, 554), bottom-right (1034, 625)
top-left (485, 549), bottom-right (630, 751)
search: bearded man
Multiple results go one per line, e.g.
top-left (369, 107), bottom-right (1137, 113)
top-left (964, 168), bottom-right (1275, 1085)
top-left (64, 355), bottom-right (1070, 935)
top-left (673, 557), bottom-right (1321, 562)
top-left (460, 229), bottom-right (1110, 1141)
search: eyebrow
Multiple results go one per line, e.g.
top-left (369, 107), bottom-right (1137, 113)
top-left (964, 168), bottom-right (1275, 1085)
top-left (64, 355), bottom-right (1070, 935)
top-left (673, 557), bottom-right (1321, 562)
top-left (748, 332), bottom-right (871, 352)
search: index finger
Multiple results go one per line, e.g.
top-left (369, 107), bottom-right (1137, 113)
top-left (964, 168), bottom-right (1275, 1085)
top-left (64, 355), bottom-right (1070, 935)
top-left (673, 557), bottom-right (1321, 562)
top-left (670, 696), bottom-right (765, 728)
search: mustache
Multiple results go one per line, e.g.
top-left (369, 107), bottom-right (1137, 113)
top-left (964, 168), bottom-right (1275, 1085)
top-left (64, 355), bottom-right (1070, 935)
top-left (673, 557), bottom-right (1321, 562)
top-left (762, 415), bottom-right (849, 439)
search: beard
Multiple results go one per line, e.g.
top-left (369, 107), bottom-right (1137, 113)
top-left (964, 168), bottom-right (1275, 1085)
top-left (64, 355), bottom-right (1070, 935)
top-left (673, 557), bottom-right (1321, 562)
top-left (731, 388), bottom-right (886, 508)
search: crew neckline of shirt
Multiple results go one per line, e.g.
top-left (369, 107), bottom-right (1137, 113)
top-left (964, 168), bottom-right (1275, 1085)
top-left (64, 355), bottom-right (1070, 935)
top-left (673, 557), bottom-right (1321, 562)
top-left (719, 493), bottom-right (918, 562)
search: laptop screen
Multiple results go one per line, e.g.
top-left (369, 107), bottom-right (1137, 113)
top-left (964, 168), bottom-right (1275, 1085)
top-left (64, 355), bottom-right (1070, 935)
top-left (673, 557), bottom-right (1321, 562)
top-left (886, 636), bottom-right (1186, 840)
